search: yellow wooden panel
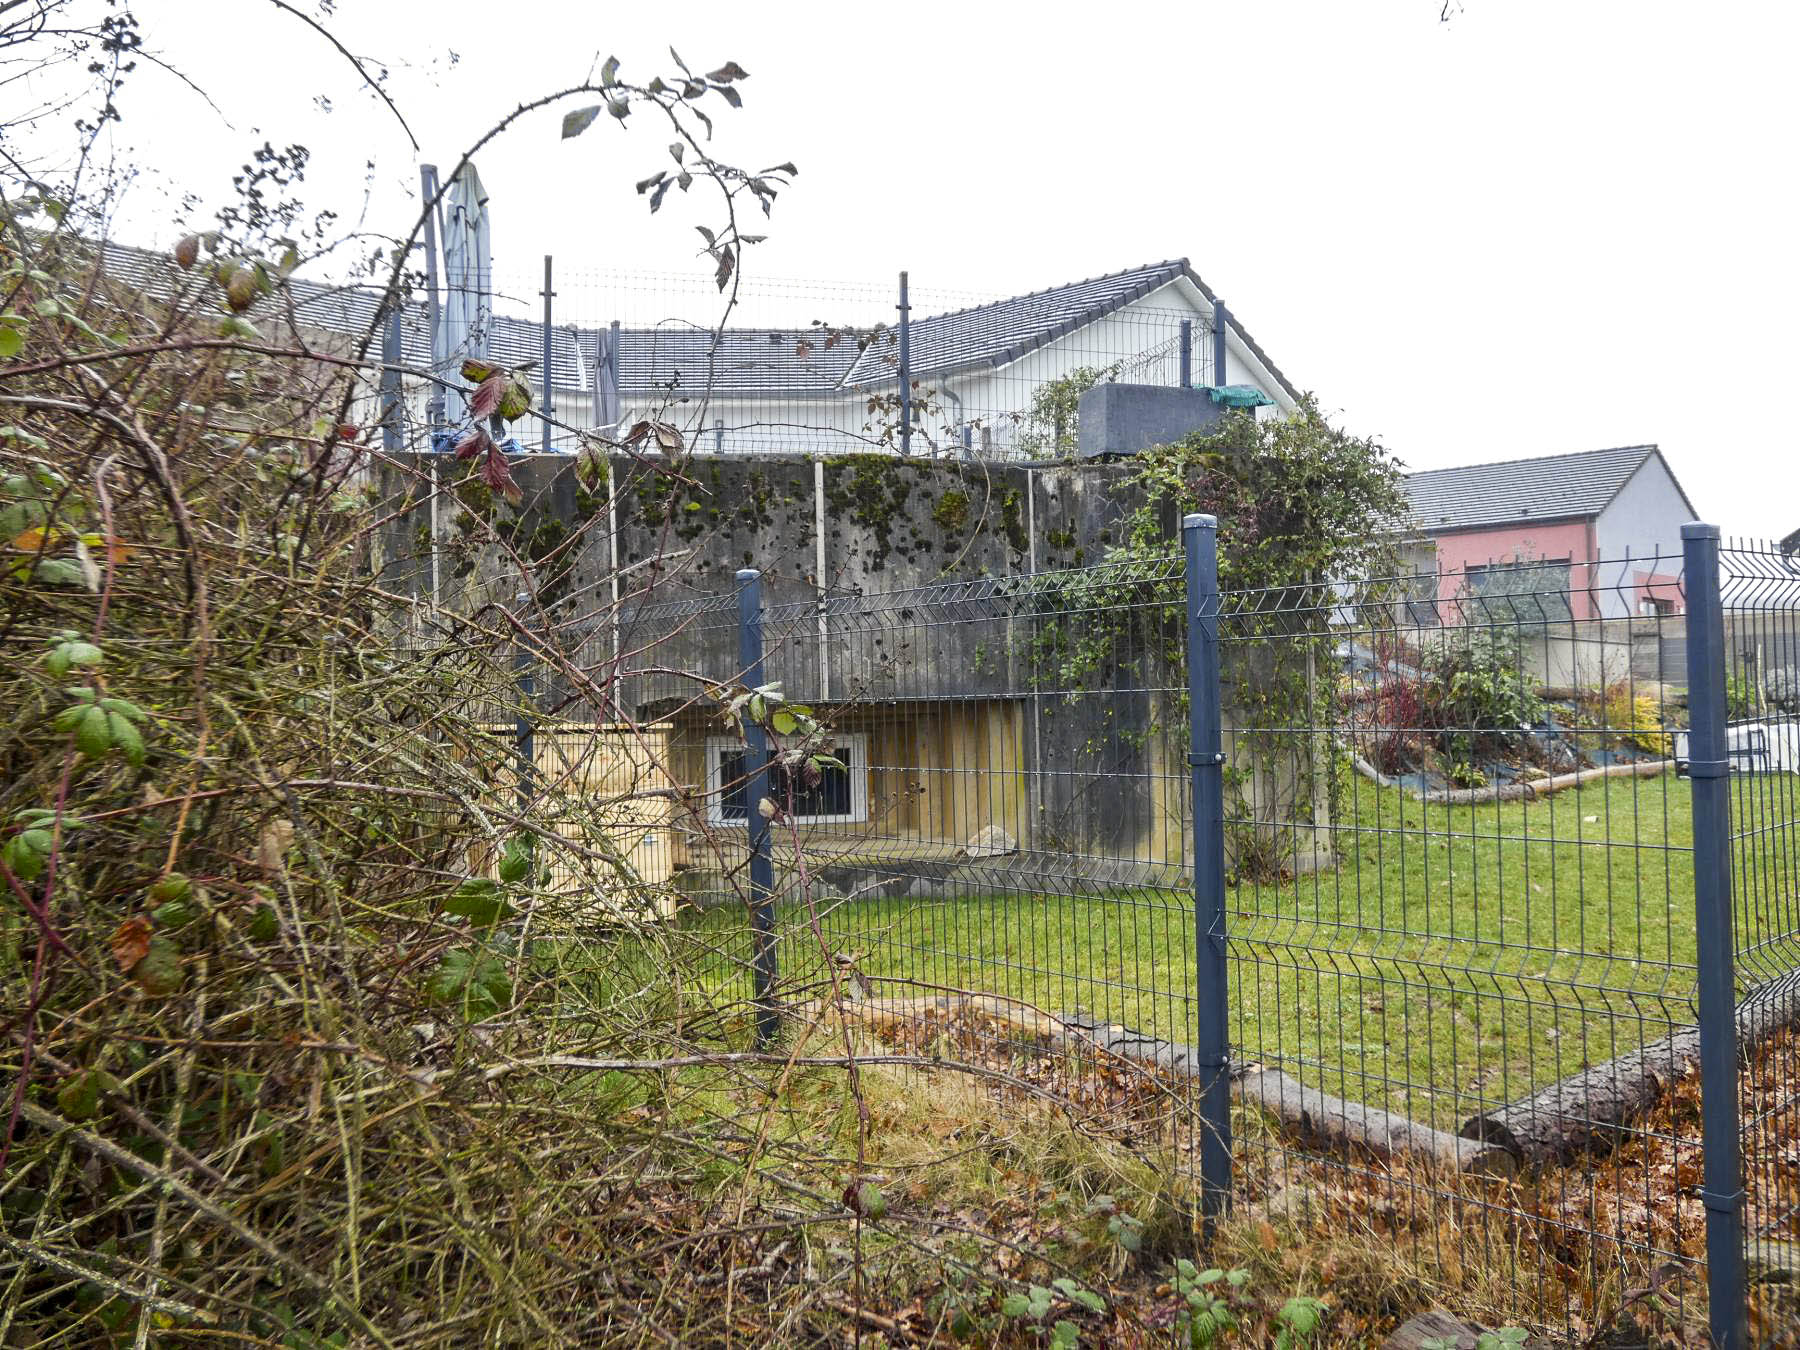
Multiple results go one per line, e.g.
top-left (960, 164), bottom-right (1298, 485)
top-left (478, 722), bottom-right (678, 922)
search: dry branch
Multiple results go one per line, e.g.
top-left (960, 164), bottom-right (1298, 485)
top-left (821, 993), bottom-right (1515, 1174)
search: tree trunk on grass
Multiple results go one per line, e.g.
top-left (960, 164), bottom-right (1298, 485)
top-left (1459, 969), bottom-right (1800, 1165)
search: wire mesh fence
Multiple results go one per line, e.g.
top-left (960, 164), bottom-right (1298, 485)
top-left (573, 528), bottom-right (1800, 1339)
top-left (478, 262), bottom-right (1233, 460)
top-left (323, 252), bottom-right (1242, 461)
top-left (1719, 540), bottom-right (1800, 1339)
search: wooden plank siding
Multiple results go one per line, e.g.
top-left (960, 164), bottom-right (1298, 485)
top-left (475, 723), bottom-right (680, 921)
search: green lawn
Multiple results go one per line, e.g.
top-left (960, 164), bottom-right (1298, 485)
top-left (610, 775), bottom-right (1703, 1130)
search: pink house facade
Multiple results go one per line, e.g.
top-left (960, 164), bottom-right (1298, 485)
top-left (1404, 445), bottom-right (1698, 623)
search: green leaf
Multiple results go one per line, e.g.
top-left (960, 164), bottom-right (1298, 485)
top-left (1277, 1297), bottom-right (1325, 1338)
top-left (855, 1181), bottom-right (886, 1219)
top-left (33, 558), bottom-right (84, 587)
top-left (152, 898), bottom-right (195, 930)
top-left (0, 326), bottom-right (21, 359)
top-left (497, 834), bottom-right (534, 884)
top-left (445, 877), bottom-right (515, 927)
top-left (1050, 1322), bottom-right (1080, 1350)
top-left (561, 105), bottom-right (602, 139)
top-left (599, 55), bottom-right (619, 86)
top-left (1053, 1280), bottom-right (1105, 1314)
top-left (218, 315), bottom-right (262, 341)
top-left (74, 704), bottom-right (112, 757)
top-left (3, 832), bottom-right (45, 881)
top-left (56, 1068), bottom-right (118, 1121)
top-left (147, 873), bottom-right (190, 905)
top-left (999, 1295), bottom-right (1031, 1319)
top-left (770, 709), bottom-right (798, 736)
top-left (427, 947), bottom-right (511, 1018)
top-left (106, 711), bottom-right (144, 767)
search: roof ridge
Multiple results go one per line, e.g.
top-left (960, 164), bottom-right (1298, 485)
top-left (907, 258), bottom-right (1188, 327)
top-left (1406, 444), bottom-right (1656, 480)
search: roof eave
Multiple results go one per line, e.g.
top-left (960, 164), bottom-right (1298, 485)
top-left (1416, 511), bottom-right (1601, 536)
top-left (1174, 264), bottom-right (1301, 406)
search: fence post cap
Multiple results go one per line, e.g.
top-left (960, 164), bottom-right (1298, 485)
top-left (1681, 521), bottom-right (1720, 540)
top-left (1183, 514), bottom-right (1218, 532)
top-left (735, 567), bottom-right (761, 583)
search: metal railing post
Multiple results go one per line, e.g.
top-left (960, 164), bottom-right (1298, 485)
top-left (540, 254), bottom-right (555, 454)
top-left (737, 568), bottom-right (779, 1047)
top-left (1211, 299), bottom-right (1228, 388)
top-left (1179, 318), bottom-right (1193, 388)
top-left (512, 590), bottom-right (535, 811)
top-left (1184, 513), bottom-right (1231, 1229)
top-left (897, 270), bottom-right (912, 458)
top-left (379, 305), bottom-right (403, 452)
top-left (1682, 521), bottom-right (1746, 1349)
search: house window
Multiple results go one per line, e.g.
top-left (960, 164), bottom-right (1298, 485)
top-left (1640, 595), bottom-right (1675, 617)
top-left (706, 734), bottom-right (869, 826)
top-left (1465, 558), bottom-right (1574, 623)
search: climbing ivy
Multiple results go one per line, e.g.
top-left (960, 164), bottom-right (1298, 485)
top-left (1033, 400), bottom-right (1409, 876)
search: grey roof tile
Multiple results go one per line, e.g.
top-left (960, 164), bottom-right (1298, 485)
top-left (90, 241), bottom-right (1298, 405)
top-left (1405, 445), bottom-right (1664, 532)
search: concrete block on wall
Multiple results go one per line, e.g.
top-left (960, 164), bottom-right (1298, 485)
top-left (1076, 383), bottom-right (1226, 459)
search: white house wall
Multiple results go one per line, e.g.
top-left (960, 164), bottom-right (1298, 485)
top-left (1594, 454), bottom-right (1694, 617)
top-left (373, 282), bottom-right (1292, 460)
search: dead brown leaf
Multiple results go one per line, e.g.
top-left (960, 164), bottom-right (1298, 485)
top-left (110, 916), bottom-right (151, 971)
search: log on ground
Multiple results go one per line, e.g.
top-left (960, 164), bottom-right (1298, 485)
top-left (1460, 969), bottom-right (1800, 1165)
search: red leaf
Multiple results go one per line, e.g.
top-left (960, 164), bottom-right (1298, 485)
top-left (452, 427), bottom-right (488, 461)
top-left (470, 372), bottom-right (506, 420)
top-left (482, 444), bottom-right (520, 502)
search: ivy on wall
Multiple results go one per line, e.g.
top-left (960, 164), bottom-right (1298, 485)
top-left (1033, 399), bottom-right (1411, 877)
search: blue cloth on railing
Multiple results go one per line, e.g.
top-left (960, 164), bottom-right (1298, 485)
top-left (429, 429), bottom-right (529, 455)
top-left (1197, 384), bottom-right (1277, 409)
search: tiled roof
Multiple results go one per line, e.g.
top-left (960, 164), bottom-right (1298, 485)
top-left (1404, 445), bottom-right (1681, 532)
top-left (842, 261), bottom-right (1189, 386)
top-left (615, 324), bottom-right (863, 396)
top-left (90, 241), bottom-right (1298, 403)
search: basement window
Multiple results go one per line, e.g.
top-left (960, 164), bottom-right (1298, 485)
top-left (706, 734), bottom-right (869, 826)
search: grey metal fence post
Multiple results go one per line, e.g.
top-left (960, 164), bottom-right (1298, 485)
top-left (540, 254), bottom-right (555, 455)
top-left (1179, 318), bottom-right (1193, 388)
top-left (1211, 299), bottom-right (1228, 388)
top-left (1184, 513), bottom-right (1231, 1229)
top-left (379, 305), bottom-right (403, 452)
top-left (1682, 521), bottom-right (1746, 1349)
top-left (897, 270), bottom-right (912, 458)
top-left (512, 590), bottom-right (536, 810)
top-left (737, 568), bottom-right (780, 1047)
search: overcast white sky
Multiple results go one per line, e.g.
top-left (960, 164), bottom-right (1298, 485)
top-left (49, 1), bottom-right (1800, 538)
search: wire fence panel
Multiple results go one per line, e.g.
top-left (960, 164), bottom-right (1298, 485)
top-left (590, 530), bottom-right (1800, 1339)
top-left (1221, 547), bottom-right (1719, 1337)
top-left (319, 253), bottom-right (1247, 462)
top-left (523, 263), bottom-right (1227, 460)
top-left (1718, 540), bottom-right (1800, 1339)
